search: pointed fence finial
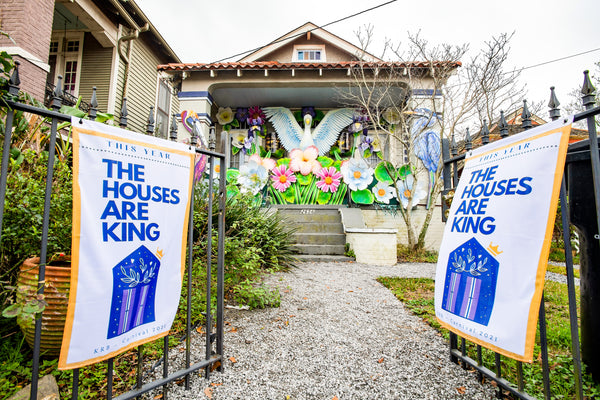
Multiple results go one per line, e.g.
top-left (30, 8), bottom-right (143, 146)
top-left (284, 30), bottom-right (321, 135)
top-left (169, 113), bottom-right (178, 141)
top-left (450, 133), bottom-right (457, 156)
top-left (8, 60), bottom-right (20, 96)
top-left (481, 119), bottom-right (490, 145)
top-left (465, 128), bottom-right (472, 151)
top-left (146, 107), bottom-right (155, 135)
top-left (548, 87), bottom-right (561, 121)
top-left (581, 70), bottom-right (597, 110)
top-left (89, 87), bottom-right (98, 121)
top-left (52, 75), bottom-right (64, 110)
top-left (521, 100), bottom-right (532, 130)
top-left (209, 126), bottom-right (216, 150)
top-left (499, 110), bottom-right (509, 138)
top-left (119, 98), bottom-right (128, 128)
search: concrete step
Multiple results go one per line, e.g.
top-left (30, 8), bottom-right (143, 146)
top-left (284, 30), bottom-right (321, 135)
top-left (292, 244), bottom-right (346, 255)
top-left (295, 254), bottom-right (355, 263)
top-left (293, 232), bottom-right (346, 246)
top-left (292, 222), bottom-right (344, 234)
top-left (279, 212), bottom-right (341, 224)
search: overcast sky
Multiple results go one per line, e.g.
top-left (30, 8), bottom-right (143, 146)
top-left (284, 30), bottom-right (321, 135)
top-left (138, 0), bottom-right (599, 116)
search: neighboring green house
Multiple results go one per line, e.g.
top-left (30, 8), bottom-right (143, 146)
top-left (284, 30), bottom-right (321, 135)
top-left (1, 0), bottom-right (181, 137)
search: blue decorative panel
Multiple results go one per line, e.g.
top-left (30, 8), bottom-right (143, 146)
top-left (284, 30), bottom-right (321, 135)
top-left (107, 245), bottom-right (160, 339)
top-left (442, 238), bottom-right (499, 326)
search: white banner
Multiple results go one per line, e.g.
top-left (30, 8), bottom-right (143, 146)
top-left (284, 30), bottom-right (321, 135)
top-left (59, 118), bottom-right (195, 369)
top-left (435, 116), bottom-right (573, 362)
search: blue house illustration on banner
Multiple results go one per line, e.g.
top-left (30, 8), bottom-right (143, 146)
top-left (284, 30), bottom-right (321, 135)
top-left (442, 238), bottom-right (499, 326)
top-left (107, 245), bottom-right (161, 339)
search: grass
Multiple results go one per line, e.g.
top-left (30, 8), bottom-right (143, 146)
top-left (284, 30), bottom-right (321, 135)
top-left (397, 244), bottom-right (438, 263)
top-left (377, 276), bottom-right (600, 399)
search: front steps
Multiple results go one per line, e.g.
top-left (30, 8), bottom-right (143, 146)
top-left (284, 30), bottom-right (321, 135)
top-left (275, 206), bottom-right (353, 262)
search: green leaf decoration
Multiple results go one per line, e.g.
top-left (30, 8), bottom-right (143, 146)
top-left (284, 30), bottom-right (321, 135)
top-left (376, 151), bottom-right (384, 160)
top-left (293, 110), bottom-right (302, 122)
top-left (1, 304), bottom-right (21, 318)
top-left (231, 119), bottom-right (240, 128)
top-left (296, 173), bottom-right (312, 186)
top-left (282, 186), bottom-right (296, 203)
top-left (227, 186), bottom-right (240, 198)
top-left (314, 109), bottom-right (324, 122)
top-left (231, 146), bottom-right (241, 155)
top-left (363, 148), bottom-right (372, 159)
top-left (317, 156), bottom-right (333, 168)
top-left (316, 191), bottom-right (332, 205)
top-left (226, 169), bottom-right (240, 183)
top-left (273, 148), bottom-right (286, 159)
top-left (351, 189), bottom-right (374, 204)
top-left (224, 124), bottom-right (231, 131)
top-left (398, 164), bottom-right (413, 179)
top-left (374, 162), bottom-right (395, 184)
top-left (277, 158), bottom-right (291, 167)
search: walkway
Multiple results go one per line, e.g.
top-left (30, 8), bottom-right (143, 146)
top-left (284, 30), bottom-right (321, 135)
top-left (161, 261), bottom-right (498, 399)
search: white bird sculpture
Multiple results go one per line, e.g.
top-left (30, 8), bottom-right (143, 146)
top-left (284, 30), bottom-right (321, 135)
top-left (263, 107), bottom-right (354, 155)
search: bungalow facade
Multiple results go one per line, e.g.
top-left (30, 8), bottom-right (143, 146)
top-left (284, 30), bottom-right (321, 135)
top-left (159, 22), bottom-right (457, 252)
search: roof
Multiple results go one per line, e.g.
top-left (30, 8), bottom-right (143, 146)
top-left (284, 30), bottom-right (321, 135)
top-left (238, 22), bottom-right (380, 63)
top-left (158, 60), bottom-right (461, 72)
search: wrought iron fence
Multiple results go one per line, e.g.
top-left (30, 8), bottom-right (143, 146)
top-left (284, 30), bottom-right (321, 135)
top-left (1, 63), bottom-right (226, 399)
top-left (441, 71), bottom-right (600, 399)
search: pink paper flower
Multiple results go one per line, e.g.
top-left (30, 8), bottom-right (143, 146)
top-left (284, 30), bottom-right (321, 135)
top-left (289, 145), bottom-right (321, 176)
top-left (271, 164), bottom-right (296, 192)
top-left (249, 153), bottom-right (276, 171)
top-left (315, 166), bottom-right (342, 193)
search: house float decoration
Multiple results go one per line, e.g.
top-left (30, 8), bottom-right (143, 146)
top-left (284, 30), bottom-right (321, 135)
top-left (158, 22), bottom-right (459, 256)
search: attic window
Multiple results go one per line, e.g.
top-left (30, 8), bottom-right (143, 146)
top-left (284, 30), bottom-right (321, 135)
top-left (293, 45), bottom-right (326, 62)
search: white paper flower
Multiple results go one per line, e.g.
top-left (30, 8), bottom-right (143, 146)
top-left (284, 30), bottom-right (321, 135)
top-left (372, 181), bottom-right (396, 204)
top-left (216, 107), bottom-right (234, 125)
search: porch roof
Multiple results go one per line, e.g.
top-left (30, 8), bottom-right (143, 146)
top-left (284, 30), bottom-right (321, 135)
top-left (157, 60), bottom-right (461, 72)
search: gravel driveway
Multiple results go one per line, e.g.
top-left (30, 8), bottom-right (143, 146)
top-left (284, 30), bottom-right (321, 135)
top-left (160, 261), bottom-right (498, 399)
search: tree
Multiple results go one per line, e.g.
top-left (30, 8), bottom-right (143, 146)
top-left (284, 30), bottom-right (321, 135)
top-left (339, 28), bottom-right (526, 252)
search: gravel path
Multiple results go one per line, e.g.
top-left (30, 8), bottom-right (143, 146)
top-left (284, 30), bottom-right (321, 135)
top-left (157, 262), bottom-right (498, 399)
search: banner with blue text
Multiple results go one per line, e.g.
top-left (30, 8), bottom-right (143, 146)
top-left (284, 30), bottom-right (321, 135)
top-left (435, 116), bottom-right (573, 362)
top-left (59, 118), bottom-right (195, 369)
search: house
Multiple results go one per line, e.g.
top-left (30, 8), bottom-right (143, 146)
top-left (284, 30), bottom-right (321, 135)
top-left (0, 0), bottom-right (181, 136)
top-left (157, 22), bottom-right (458, 256)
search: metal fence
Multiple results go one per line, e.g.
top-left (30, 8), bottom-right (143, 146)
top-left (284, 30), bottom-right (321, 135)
top-left (441, 71), bottom-right (600, 399)
top-left (1, 63), bottom-right (226, 399)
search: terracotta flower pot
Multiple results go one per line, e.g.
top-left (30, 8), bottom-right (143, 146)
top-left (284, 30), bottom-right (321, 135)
top-left (16, 256), bottom-right (71, 357)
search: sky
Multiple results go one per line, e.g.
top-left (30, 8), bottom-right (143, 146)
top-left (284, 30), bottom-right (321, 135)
top-left (138, 0), bottom-right (599, 116)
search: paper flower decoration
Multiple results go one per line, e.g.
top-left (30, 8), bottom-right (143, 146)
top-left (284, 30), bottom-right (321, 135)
top-left (315, 166), bottom-right (343, 193)
top-left (289, 146), bottom-right (321, 176)
top-left (372, 181), bottom-right (396, 204)
top-left (341, 157), bottom-right (374, 191)
top-left (382, 107), bottom-right (402, 125)
top-left (238, 160), bottom-right (268, 195)
top-left (398, 173), bottom-right (428, 208)
top-left (247, 106), bottom-right (266, 126)
top-left (249, 153), bottom-right (276, 171)
top-left (271, 164), bottom-right (296, 192)
top-left (216, 107), bottom-right (234, 125)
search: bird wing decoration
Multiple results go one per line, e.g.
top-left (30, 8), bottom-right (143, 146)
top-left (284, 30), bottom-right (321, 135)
top-left (415, 130), bottom-right (441, 173)
top-left (311, 108), bottom-right (354, 155)
top-left (263, 107), bottom-right (303, 152)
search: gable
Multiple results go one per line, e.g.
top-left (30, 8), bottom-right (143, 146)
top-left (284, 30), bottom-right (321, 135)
top-left (239, 22), bottom-right (380, 63)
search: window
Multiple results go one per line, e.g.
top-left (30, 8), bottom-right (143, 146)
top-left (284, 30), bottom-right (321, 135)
top-left (293, 45), bottom-right (326, 62)
top-left (47, 33), bottom-right (83, 96)
top-left (156, 80), bottom-right (171, 138)
top-left (297, 50), bottom-right (321, 61)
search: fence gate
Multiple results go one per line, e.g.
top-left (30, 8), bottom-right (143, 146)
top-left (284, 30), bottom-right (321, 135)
top-left (441, 72), bottom-right (600, 399)
top-left (0, 64), bottom-right (226, 399)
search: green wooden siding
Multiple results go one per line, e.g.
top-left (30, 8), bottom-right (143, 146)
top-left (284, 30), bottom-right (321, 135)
top-left (80, 33), bottom-right (113, 113)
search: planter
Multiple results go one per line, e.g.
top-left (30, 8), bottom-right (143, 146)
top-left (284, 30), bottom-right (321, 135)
top-left (16, 256), bottom-right (71, 357)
